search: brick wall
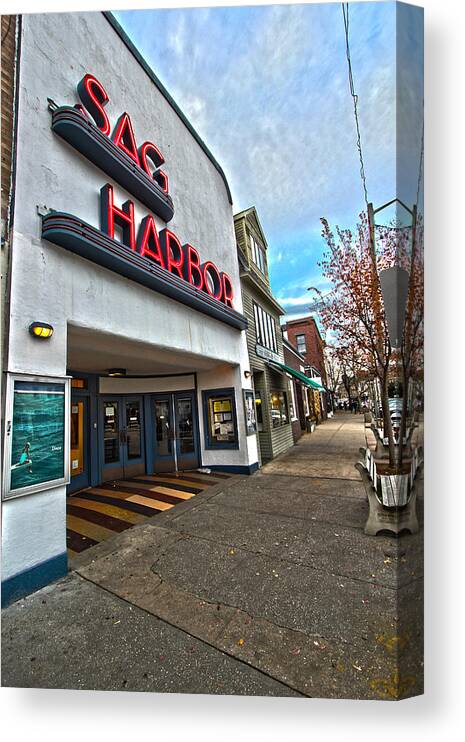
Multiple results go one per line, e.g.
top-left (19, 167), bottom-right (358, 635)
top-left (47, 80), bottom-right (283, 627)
top-left (1, 15), bottom-right (18, 240)
top-left (284, 317), bottom-right (327, 385)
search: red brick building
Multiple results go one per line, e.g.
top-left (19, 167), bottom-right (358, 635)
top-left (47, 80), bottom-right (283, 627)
top-left (283, 316), bottom-right (327, 385)
top-left (283, 316), bottom-right (328, 422)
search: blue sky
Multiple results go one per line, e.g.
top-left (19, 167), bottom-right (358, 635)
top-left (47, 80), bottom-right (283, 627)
top-left (115, 1), bottom-right (423, 321)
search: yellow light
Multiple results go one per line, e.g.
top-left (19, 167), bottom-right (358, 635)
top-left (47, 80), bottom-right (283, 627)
top-left (29, 322), bottom-right (54, 339)
top-left (107, 368), bottom-right (127, 377)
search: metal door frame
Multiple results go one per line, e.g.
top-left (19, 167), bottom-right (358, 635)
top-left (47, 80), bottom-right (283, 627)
top-left (99, 394), bottom-right (145, 481)
top-left (151, 390), bottom-right (200, 473)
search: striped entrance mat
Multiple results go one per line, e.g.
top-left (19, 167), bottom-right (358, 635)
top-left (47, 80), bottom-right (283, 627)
top-left (66, 470), bottom-right (231, 557)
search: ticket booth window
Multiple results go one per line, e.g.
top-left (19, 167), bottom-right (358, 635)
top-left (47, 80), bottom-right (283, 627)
top-left (202, 388), bottom-right (239, 449)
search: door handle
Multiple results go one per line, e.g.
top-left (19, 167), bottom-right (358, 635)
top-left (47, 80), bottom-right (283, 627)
top-left (120, 429), bottom-right (127, 444)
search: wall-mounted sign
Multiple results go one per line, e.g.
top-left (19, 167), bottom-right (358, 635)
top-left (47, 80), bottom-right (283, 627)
top-left (255, 344), bottom-right (280, 364)
top-left (45, 73), bottom-right (245, 327)
top-left (2, 375), bottom-right (71, 500)
top-left (243, 389), bottom-right (257, 435)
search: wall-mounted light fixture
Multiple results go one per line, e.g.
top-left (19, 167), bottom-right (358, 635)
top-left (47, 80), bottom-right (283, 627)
top-left (244, 370), bottom-right (252, 379)
top-left (107, 368), bottom-right (126, 377)
top-left (29, 322), bottom-right (54, 339)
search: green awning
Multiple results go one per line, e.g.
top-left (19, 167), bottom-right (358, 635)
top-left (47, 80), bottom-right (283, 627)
top-left (267, 360), bottom-right (326, 392)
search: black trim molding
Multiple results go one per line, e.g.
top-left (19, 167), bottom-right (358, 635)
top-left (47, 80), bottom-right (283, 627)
top-left (51, 106), bottom-right (174, 223)
top-left (42, 212), bottom-right (248, 331)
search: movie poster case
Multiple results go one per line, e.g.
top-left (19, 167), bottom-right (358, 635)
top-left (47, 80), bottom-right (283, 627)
top-left (2, 374), bottom-right (71, 500)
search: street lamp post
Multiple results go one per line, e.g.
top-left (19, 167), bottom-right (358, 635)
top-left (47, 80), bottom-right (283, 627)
top-left (367, 197), bottom-right (420, 469)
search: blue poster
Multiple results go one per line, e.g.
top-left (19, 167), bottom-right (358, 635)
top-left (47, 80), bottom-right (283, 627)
top-left (10, 381), bottom-right (65, 491)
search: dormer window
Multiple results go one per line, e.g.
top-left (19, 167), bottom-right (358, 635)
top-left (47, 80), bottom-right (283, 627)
top-left (250, 233), bottom-right (267, 275)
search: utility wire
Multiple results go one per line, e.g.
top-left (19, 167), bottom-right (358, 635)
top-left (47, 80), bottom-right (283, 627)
top-left (342, 2), bottom-right (369, 209)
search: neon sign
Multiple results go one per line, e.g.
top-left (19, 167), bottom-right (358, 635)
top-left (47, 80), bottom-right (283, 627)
top-left (48, 73), bottom-right (235, 310)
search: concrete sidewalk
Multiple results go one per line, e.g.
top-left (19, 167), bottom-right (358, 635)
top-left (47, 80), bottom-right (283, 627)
top-left (1, 413), bottom-right (423, 699)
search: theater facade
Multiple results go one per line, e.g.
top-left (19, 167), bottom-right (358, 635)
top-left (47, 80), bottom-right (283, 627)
top-left (1, 12), bottom-right (259, 605)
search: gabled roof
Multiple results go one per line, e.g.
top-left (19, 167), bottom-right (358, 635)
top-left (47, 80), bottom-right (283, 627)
top-left (233, 206), bottom-right (268, 249)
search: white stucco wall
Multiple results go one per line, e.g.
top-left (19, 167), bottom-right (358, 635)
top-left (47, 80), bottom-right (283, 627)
top-left (3, 11), bottom-right (257, 584)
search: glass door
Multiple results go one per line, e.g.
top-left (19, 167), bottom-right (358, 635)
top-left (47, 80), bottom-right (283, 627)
top-left (153, 395), bottom-right (173, 472)
top-left (153, 391), bottom-right (199, 473)
top-left (175, 393), bottom-right (198, 470)
top-left (101, 396), bottom-right (145, 481)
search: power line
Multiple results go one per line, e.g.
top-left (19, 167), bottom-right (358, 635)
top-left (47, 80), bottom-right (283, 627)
top-left (341, 2), bottom-right (369, 209)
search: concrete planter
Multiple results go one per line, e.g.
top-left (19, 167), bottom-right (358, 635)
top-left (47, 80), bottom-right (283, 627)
top-left (356, 455), bottom-right (419, 537)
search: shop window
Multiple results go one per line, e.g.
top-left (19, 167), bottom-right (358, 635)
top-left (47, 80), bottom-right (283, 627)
top-left (295, 334), bottom-right (306, 355)
top-left (202, 388), bottom-right (239, 449)
top-left (250, 233), bottom-right (267, 275)
top-left (253, 302), bottom-right (278, 353)
top-left (270, 390), bottom-right (289, 428)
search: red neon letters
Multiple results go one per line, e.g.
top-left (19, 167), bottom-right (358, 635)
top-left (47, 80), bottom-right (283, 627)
top-left (100, 184), bottom-right (136, 252)
top-left (77, 74), bottom-right (169, 195)
top-left (77, 74), bottom-right (111, 136)
top-left (137, 215), bottom-right (165, 268)
top-left (183, 244), bottom-right (204, 290)
top-left (139, 141), bottom-right (169, 194)
top-left (78, 73), bottom-right (235, 310)
top-left (100, 185), bottom-right (234, 308)
top-left (112, 113), bottom-right (141, 167)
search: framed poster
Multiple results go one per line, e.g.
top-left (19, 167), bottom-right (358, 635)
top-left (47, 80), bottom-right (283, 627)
top-left (202, 387), bottom-right (239, 449)
top-left (243, 389), bottom-right (257, 435)
top-left (2, 374), bottom-right (71, 499)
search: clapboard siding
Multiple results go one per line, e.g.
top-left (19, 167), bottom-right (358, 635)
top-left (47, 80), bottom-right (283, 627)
top-left (234, 208), bottom-right (294, 463)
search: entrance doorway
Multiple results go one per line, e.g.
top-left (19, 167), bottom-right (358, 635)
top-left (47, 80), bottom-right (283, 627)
top-left (69, 396), bottom-right (90, 492)
top-left (101, 396), bottom-right (145, 481)
top-left (153, 391), bottom-right (199, 472)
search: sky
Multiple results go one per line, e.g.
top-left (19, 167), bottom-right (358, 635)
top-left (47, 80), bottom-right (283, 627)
top-left (115, 1), bottom-right (423, 322)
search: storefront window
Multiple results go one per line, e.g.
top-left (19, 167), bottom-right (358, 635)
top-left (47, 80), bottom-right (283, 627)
top-left (202, 388), bottom-right (239, 449)
top-left (270, 390), bottom-right (289, 428)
